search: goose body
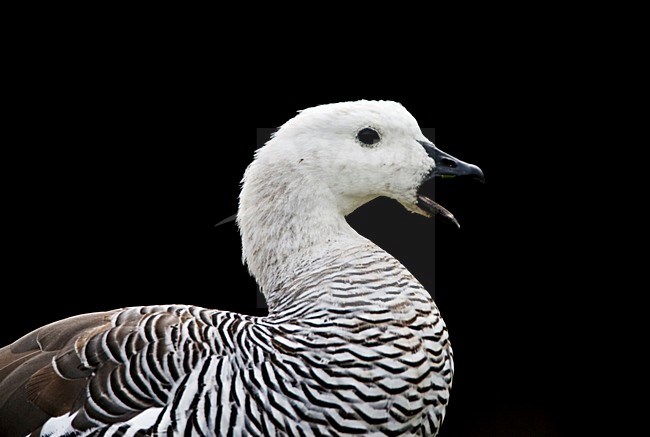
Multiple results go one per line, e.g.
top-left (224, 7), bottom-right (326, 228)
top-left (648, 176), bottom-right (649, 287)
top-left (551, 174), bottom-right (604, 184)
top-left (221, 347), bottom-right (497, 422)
top-left (0, 100), bottom-right (482, 436)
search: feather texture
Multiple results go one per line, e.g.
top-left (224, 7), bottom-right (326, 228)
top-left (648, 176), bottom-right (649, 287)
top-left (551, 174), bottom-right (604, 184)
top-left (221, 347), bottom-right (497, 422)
top-left (0, 246), bottom-right (452, 436)
top-left (0, 100), bottom-right (472, 436)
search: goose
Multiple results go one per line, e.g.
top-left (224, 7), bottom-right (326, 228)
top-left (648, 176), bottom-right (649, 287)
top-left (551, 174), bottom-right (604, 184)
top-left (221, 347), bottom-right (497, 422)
top-left (0, 100), bottom-right (483, 436)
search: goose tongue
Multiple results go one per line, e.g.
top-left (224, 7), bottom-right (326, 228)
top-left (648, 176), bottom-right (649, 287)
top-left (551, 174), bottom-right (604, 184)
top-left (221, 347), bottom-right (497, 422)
top-left (417, 194), bottom-right (460, 228)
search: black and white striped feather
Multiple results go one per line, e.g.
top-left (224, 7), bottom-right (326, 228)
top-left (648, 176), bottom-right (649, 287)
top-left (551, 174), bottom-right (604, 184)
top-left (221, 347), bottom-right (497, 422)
top-left (0, 247), bottom-right (452, 436)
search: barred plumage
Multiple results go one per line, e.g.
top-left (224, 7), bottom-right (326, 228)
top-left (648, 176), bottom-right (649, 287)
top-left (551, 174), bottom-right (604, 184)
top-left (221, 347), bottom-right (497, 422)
top-left (0, 100), bottom-right (481, 436)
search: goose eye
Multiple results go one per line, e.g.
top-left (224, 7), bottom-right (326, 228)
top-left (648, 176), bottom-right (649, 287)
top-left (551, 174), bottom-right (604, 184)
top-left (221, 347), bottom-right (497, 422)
top-left (357, 128), bottom-right (381, 146)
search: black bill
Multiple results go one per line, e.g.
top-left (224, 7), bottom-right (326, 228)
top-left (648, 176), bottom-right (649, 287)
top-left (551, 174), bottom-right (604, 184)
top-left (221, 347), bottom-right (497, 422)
top-left (416, 140), bottom-right (484, 227)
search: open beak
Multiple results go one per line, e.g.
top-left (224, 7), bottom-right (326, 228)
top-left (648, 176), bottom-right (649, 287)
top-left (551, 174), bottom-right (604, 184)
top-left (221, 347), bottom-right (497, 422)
top-left (416, 140), bottom-right (484, 227)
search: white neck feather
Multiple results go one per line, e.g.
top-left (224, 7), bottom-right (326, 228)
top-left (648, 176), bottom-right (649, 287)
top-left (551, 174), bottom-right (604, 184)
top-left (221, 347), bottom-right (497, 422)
top-left (237, 149), bottom-right (370, 308)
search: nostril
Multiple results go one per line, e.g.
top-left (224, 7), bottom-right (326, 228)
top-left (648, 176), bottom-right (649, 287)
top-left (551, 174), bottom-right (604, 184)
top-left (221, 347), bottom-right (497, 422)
top-left (440, 158), bottom-right (457, 168)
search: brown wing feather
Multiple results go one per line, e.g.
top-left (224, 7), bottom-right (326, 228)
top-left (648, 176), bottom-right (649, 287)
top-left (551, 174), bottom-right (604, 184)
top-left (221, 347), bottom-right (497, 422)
top-left (0, 306), bottom-right (195, 435)
top-left (0, 311), bottom-right (118, 436)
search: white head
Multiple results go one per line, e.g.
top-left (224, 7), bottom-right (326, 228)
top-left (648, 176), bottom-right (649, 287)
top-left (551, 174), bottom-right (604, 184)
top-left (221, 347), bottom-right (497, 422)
top-left (237, 100), bottom-right (483, 296)
top-left (261, 100), bottom-right (433, 215)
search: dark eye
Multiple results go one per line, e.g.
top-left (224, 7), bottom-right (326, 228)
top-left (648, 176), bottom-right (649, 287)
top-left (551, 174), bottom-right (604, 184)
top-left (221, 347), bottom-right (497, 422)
top-left (357, 127), bottom-right (381, 146)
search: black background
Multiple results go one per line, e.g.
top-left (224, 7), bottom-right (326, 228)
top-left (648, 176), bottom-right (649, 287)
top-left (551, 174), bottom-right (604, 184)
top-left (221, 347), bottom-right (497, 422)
top-left (2, 56), bottom-right (596, 436)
